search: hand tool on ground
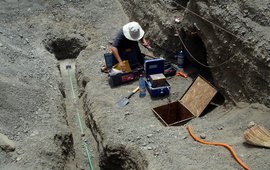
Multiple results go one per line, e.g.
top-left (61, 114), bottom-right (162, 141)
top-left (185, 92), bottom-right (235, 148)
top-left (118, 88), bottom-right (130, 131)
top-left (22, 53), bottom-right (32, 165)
top-left (187, 126), bottom-right (250, 170)
top-left (176, 71), bottom-right (188, 78)
top-left (244, 124), bottom-right (270, 148)
top-left (116, 86), bottom-right (140, 107)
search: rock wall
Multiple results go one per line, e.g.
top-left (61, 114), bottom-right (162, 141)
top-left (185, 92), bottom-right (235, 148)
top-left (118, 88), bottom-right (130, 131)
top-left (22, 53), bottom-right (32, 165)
top-left (118, 0), bottom-right (270, 107)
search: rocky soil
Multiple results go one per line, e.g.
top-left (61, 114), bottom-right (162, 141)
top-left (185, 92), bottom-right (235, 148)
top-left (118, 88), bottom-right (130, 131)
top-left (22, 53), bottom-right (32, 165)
top-left (0, 0), bottom-right (269, 170)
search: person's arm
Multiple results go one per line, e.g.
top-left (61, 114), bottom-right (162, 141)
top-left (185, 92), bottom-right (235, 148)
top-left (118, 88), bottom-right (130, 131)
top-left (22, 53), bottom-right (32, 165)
top-left (110, 46), bottom-right (126, 71)
top-left (111, 30), bottom-right (127, 71)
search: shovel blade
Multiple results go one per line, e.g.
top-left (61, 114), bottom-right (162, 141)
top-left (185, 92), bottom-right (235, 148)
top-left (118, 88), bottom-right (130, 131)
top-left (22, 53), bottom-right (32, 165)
top-left (116, 97), bottom-right (129, 107)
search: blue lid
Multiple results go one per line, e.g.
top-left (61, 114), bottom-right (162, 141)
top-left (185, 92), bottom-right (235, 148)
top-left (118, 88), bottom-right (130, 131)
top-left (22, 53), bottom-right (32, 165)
top-left (144, 58), bottom-right (165, 77)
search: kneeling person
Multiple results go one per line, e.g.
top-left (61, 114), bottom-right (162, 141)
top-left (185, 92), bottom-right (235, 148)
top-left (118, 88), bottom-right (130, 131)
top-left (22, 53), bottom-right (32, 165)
top-left (110, 21), bottom-right (149, 71)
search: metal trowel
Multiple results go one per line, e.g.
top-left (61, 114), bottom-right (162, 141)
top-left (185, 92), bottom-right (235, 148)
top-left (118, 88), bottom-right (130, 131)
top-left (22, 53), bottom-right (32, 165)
top-left (116, 86), bottom-right (140, 107)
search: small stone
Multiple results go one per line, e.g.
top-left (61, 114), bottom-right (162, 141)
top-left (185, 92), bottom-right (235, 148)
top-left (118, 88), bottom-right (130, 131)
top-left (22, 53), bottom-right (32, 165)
top-left (100, 46), bottom-right (106, 50)
top-left (0, 43), bottom-right (3, 47)
top-left (155, 129), bottom-right (161, 133)
top-left (17, 150), bottom-right (24, 155)
top-left (217, 126), bottom-right (224, 130)
top-left (108, 41), bottom-right (113, 45)
top-left (200, 133), bottom-right (206, 139)
top-left (147, 147), bottom-right (153, 150)
top-left (154, 152), bottom-right (159, 157)
top-left (142, 143), bottom-right (147, 146)
top-left (247, 121), bottom-right (256, 128)
top-left (124, 112), bottom-right (130, 116)
top-left (243, 10), bottom-right (248, 14)
top-left (16, 156), bottom-right (22, 162)
top-left (182, 136), bottom-right (187, 140)
top-left (136, 136), bottom-right (141, 140)
top-left (30, 130), bottom-right (39, 136)
top-left (147, 134), bottom-right (153, 138)
top-left (0, 133), bottom-right (16, 152)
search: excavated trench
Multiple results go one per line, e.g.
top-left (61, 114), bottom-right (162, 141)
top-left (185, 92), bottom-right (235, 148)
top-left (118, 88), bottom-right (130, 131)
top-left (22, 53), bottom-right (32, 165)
top-left (44, 36), bottom-right (147, 170)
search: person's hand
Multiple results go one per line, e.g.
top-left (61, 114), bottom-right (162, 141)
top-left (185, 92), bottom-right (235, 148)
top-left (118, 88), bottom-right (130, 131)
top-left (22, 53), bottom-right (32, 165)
top-left (119, 61), bottom-right (126, 72)
top-left (142, 38), bottom-right (150, 47)
top-left (142, 38), bottom-right (153, 51)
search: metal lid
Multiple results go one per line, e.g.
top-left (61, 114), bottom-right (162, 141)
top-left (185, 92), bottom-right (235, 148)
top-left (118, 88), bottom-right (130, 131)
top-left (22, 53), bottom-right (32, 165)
top-left (180, 76), bottom-right (217, 117)
top-left (144, 58), bottom-right (164, 78)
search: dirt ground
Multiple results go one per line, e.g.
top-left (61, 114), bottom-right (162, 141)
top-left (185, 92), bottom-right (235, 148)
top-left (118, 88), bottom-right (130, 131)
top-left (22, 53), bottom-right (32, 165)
top-left (0, 0), bottom-right (269, 170)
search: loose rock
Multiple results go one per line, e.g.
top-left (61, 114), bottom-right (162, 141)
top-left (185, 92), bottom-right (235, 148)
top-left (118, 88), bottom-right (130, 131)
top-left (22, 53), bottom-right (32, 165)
top-left (0, 133), bottom-right (16, 152)
top-left (182, 136), bottom-right (187, 140)
top-left (147, 134), bottom-right (153, 138)
top-left (16, 156), bottom-right (22, 162)
top-left (200, 133), bottom-right (206, 139)
top-left (247, 121), bottom-right (256, 128)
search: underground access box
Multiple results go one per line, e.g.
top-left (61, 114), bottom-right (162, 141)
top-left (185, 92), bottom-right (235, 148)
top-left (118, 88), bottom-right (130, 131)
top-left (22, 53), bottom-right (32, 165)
top-left (152, 76), bottom-right (217, 126)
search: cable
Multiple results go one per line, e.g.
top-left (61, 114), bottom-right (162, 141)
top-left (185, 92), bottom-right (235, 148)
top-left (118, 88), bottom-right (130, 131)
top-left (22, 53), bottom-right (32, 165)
top-left (173, 2), bottom-right (246, 41)
top-left (67, 67), bottom-right (94, 170)
top-left (187, 126), bottom-right (250, 170)
top-left (175, 27), bottom-right (247, 68)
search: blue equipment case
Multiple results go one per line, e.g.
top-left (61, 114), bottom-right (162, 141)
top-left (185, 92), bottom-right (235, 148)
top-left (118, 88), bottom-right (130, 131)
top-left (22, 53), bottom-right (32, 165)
top-left (144, 58), bottom-right (170, 97)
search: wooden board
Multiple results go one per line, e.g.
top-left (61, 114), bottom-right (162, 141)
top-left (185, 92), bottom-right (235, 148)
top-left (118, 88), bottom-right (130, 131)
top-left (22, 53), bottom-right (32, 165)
top-left (180, 76), bottom-right (217, 117)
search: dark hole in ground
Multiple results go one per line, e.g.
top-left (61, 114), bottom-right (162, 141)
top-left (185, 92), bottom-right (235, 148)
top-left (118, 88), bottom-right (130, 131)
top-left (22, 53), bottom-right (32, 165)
top-left (82, 79), bottom-right (87, 88)
top-left (153, 101), bottom-right (194, 126)
top-left (44, 36), bottom-right (87, 60)
top-left (182, 33), bottom-right (214, 81)
top-left (54, 132), bottom-right (75, 156)
top-left (99, 146), bottom-right (148, 170)
top-left (180, 29), bottom-right (225, 105)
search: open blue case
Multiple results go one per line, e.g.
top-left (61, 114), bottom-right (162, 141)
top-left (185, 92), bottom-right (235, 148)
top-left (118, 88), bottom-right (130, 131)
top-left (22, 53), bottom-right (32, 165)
top-left (144, 58), bottom-right (170, 97)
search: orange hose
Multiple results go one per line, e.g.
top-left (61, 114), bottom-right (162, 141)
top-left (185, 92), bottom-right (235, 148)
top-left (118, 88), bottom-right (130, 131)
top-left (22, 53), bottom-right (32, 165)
top-left (187, 126), bottom-right (250, 170)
